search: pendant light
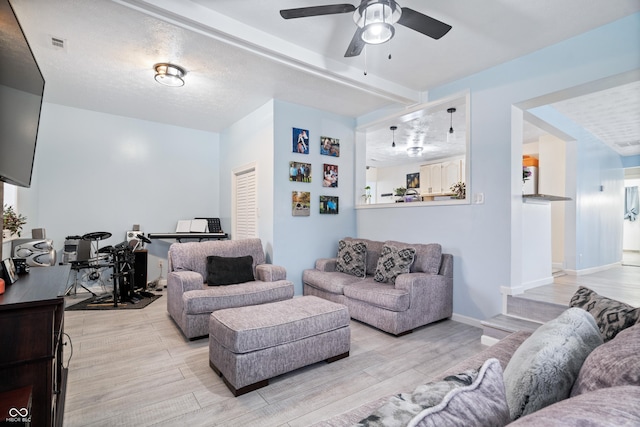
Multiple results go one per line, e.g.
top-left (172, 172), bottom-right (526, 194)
top-left (390, 125), bottom-right (397, 147)
top-left (447, 107), bottom-right (456, 142)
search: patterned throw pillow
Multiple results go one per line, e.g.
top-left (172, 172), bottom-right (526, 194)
top-left (374, 245), bottom-right (416, 284)
top-left (335, 239), bottom-right (367, 278)
top-left (570, 286), bottom-right (640, 341)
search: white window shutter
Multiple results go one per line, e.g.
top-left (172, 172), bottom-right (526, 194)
top-left (233, 165), bottom-right (257, 240)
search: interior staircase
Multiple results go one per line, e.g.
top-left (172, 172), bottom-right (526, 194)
top-left (481, 291), bottom-right (568, 342)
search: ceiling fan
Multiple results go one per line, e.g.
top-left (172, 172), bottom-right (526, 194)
top-left (280, 0), bottom-right (452, 57)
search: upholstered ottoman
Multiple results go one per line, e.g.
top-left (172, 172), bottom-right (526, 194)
top-left (209, 295), bottom-right (350, 396)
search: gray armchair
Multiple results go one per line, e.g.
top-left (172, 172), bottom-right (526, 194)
top-left (167, 238), bottom-right (294, 340)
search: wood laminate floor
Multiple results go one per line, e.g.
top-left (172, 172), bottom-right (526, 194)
top-left (62, 263), bottom-right (639, 426)
top-left (62, 293), bottom-right (487, 427)
top-left (520, 263), bottom-right (640, 307)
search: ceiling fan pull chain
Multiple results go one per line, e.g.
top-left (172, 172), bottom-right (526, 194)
top-left (364, 45), bottom-right (368, 75)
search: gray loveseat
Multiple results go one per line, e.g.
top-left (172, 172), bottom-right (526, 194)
top-left (167, 238), bottom-right (294, 340)
top-left (302, 237), bottom-right (453, 336)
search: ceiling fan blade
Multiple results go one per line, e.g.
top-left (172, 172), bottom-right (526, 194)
top-left (280, 4), bottom-right (356, 19)
top-left (398, 7), bottom-right (452, 40)
top-left (344, 27), bottom-right (365, 57)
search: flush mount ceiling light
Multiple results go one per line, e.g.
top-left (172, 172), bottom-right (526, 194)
top-left (154, 63), bottom-right (186, 87)
top-left (390, 125), bottom-right (397, 147)
top-left (406, 146), bottom-right (423, 157)
top-left (447, 107), bottom-right (456, 142)
top-left (354, 0), bottom-right (402, 45)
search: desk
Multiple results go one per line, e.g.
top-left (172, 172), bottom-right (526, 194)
top-left (0, 265), bottom-right (70, 427)
top-left (148, 232), bottom-right (228, 242)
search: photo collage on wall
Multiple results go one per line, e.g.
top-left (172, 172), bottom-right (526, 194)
top-left (290, 127), bottom-right (340, 215)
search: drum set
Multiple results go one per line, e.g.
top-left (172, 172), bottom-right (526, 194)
top-left (65, 231), bottom-right (153, 307)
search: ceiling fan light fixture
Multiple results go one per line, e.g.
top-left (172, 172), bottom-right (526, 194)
top-left (406, 146), bottom-right (423, 157)
top-left (354, 0), bottom-right (401, 45)
top-left (154, 63), bottom-right (186, 87)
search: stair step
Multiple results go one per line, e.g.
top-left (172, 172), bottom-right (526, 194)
top-left (506, 294), bottom-right (567, 323)
top-left (481, 314), bottom-right (542, 340)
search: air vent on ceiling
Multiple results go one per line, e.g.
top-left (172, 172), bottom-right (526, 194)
top-left (50, 36), bottom-right (66, 50)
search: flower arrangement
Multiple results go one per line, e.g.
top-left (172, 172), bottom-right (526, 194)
top-left (450, 182), bottom-right (466, 199)
top-left (523, 166), bottom-right (532, 183)
top-left (3, 205), bottom-right (27, 237)
top-left (394, 187), bottom-right (407, 196)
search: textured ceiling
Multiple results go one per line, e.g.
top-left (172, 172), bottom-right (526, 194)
top-left (7, 0), bottom-right (640, 161)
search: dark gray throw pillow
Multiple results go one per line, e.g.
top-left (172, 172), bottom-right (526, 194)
top-left (569, 286), bottom-right (640, 341)
top-left (206, 255), bottom-right (254, 286)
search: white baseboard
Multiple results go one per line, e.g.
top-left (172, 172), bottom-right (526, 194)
top-left (565, 261), bottom-right (622, 276)
top-left (503, 276), bottom-right (554, 296)
top-left (481, 335), bottom-right (500, 346)
top-left (451, 313), bottom-right (481, 328)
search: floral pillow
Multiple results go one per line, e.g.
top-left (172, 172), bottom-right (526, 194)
top-left (374, 245), bottom-right (415, 284)
top-left (335, 239), bottom-right (367, 278)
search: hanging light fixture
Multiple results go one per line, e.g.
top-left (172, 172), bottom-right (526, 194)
top-left (390, 125), bottom-right (397, 148)
top-left (354, 0), bottom-right (402, 45)
top-left (447, 107), bottom-right (456, 142)
top-left (154, 63), bottom-right (187, 87)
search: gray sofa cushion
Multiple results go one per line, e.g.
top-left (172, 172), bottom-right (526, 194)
top-left (570, 286), bottom-right (640, 341)
top-left (183, 280), bottom-right (294, 315)
top-left (303, 269), bottom-right (364, 295)
top-left (503, 307), bottom-right (603, 420)
top-left (343, 280), bottom-right (410, 312)
top-left (373, 245), bottom-right (416, 284)
top-left (571, 323), bottom-right (640, 397)
top-left (385, 241), bottom-right (442, 274)
top-left (508, 386), bottom-right (640, 426)
top-left (336, 239), bottom-right (367, 278)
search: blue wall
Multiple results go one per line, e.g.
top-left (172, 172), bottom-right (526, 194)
top-left (273, 100), bottom-right (357, 294)
top-left (357, 13), bottom-right (640, 320)
top-left (22, 103), bottom-right (219, 278)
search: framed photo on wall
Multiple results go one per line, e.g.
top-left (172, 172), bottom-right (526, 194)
top-left (320, 136), bottom-right (340, 157)
top-left (319, 196), bottom-right (339, 214)
top-left (292, 128), bottom-right (309, 154)
top-left (289, 161), bottom-right (312, 183)
top-left (407, 172), bottom-right (420, 189)
top-left (322, 164), bottom-right (338, 187)
top-left (292, 191), bottom-right (311, 216)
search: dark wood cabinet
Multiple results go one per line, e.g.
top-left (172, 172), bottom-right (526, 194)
top-left (0, 265), bottom-right (70, 427)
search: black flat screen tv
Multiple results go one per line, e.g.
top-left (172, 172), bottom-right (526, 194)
top-left (0, 0), bottom-right (45, 188)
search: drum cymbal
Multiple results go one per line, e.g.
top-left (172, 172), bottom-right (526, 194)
top-left (82, 231), bottom-right (112, 241)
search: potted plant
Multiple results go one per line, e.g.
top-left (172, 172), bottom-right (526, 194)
top-left (3, 204), bottom-right (27, 238)
top-left (394, 187), bottom-right (407, 203)
top-left (450, 182), bottom-right (466, 199)
top-left (362, 186), bottom-right (372, 204)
